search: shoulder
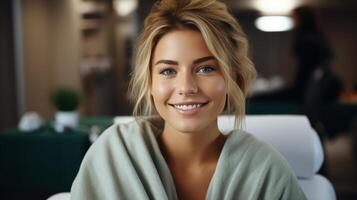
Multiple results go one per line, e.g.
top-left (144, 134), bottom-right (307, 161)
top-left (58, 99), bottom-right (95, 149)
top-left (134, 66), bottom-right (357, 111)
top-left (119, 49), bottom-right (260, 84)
top-left (227, 129), bottom-right (292, 170)
top-left (71, 118), bottom-right (161, 198)
top-left (85, 118), bottom-right (158, 160)
top-left (222, 130), bottom-right (306, 199)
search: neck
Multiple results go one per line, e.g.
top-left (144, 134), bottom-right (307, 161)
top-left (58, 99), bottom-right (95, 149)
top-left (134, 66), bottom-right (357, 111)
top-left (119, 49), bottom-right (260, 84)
top-left (158, 121), bottom-right (226, 169)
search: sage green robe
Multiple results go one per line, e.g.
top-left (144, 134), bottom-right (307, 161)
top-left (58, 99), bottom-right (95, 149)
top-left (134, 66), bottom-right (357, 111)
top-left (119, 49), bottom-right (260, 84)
top-left (71, 117), bottom-right (307, 200)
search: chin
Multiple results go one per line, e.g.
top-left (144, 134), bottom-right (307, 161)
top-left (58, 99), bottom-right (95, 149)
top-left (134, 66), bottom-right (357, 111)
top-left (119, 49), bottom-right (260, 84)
top-left (170, 120), bottom-right (209, 134)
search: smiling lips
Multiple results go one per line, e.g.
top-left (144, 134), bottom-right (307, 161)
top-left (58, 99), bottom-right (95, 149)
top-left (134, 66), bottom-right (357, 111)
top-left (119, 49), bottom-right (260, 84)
top-left (169, 102), bottom-right (209, 111)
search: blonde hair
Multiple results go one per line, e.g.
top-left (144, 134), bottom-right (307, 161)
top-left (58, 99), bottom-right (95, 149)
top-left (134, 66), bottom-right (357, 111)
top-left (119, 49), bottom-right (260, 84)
top-left (128, 0), bottom-right (256, 128)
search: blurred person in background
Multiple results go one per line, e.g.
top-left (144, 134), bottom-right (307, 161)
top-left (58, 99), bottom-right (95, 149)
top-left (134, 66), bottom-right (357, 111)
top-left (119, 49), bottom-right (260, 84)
top-left (292, 6), bottom-right (343, 176)
top-left (292, 6), bottom-right (342, 134)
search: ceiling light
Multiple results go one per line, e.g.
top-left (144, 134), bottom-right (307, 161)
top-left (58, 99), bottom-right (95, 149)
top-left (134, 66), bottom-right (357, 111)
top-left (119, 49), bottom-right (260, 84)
top-left (113, 0), bottom-right (138, 17)
top-left (255, 16), bottom-right (293, 32)
top-left (253, 0), bottom-right (297, 15)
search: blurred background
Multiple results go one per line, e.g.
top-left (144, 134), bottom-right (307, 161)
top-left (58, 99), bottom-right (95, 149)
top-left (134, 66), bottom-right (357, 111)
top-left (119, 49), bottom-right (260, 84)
top-left (0, 0), bottom-right (356, 199)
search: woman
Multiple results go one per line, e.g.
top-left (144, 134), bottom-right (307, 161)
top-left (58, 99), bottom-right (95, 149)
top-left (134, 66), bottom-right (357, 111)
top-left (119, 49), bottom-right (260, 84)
top-left (292, 6), bottom-right (336, 104)
top-left (71, 0), bottom-right (307, 199)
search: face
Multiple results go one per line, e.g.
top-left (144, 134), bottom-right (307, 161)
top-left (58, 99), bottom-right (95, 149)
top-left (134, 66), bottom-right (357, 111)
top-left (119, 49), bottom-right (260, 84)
top-left (150, 29), bottom-right (227, 134)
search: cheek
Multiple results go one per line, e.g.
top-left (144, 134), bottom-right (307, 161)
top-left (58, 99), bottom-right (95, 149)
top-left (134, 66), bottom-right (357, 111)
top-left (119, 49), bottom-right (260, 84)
top-left (215, 80), bottom-right (227, 108)
top-left (203, 77), bottom-right (226, 99)
top-left (151, 78), bottom-right (172, 104)
top-left (200, 77), bottom-right (227, 112)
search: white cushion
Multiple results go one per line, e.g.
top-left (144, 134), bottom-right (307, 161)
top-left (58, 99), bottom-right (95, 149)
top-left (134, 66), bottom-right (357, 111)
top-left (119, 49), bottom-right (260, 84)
top-left (218, 115), bottom-right (324, 178)
top-left (298, 175), bottom-right (336, 200)
top-left (47, 192), bottom-right (70, 200)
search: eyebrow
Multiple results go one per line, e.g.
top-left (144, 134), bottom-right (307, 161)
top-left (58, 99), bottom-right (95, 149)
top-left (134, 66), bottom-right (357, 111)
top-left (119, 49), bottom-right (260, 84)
top-left (154, 56), bottom-right (216, 66)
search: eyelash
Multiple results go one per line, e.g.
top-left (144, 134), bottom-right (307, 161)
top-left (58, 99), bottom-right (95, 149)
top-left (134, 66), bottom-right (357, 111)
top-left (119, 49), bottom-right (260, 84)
top-left (159, 65), bottom-right (216, 76)
top-left (197, 65), bottom-right (215, 73)
top-left (160, 68), bottom-right (176, 76)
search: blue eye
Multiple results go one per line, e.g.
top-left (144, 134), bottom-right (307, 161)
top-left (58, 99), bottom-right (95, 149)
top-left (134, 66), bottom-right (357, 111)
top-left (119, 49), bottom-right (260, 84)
top-left (197, 66), bottom-right (215, 73)
top-left (160, 68), bottom-right (176, 76)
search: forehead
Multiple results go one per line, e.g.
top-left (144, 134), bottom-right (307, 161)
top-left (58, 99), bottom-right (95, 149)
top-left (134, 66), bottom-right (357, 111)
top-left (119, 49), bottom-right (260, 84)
top-left (152, 29), bottom-right (213, 63)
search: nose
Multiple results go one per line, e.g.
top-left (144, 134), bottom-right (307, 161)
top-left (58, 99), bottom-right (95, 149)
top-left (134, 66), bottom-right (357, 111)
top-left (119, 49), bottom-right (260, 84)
top-left (177, 71), bottom-right (198, 96)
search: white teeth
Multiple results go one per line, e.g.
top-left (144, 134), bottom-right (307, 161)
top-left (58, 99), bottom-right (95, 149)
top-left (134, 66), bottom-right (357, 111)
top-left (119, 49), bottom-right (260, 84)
top-left (173, 104), bottom-right (203, 111)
